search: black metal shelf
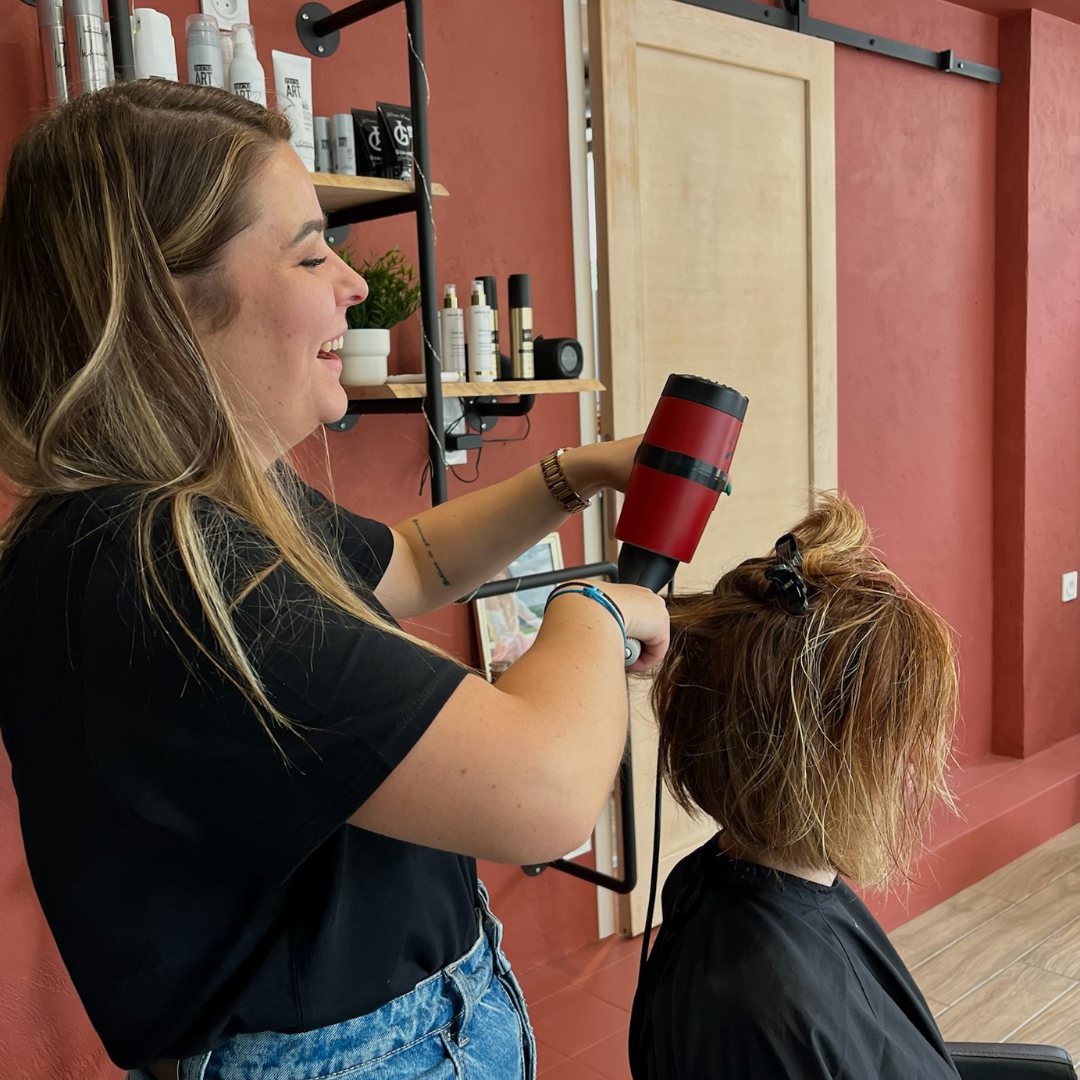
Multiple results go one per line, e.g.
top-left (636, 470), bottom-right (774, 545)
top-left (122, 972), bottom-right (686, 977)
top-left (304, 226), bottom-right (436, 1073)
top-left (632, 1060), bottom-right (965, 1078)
top-left (298, 0), bottom-right (449, 503)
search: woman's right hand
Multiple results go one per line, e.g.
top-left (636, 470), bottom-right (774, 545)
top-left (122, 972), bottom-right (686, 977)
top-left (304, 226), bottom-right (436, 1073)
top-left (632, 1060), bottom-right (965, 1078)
top-left (600, 582), bottom-right (671, 673)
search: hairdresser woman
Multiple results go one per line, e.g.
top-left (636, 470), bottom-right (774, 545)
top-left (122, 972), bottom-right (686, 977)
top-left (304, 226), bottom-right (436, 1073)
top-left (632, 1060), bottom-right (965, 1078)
top-left (0, 83), bottom-right (667, 1080)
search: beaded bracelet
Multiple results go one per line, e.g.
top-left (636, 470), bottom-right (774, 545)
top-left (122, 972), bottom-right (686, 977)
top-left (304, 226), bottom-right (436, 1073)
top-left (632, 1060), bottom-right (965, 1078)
top-left (547, 580), bottom-right (625, 622)
top-left (545, 583), bottom-right (627, 653)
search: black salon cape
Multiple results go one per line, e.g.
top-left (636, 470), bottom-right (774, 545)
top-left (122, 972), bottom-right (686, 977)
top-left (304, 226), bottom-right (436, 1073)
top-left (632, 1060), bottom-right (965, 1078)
top-left (0, 484), bottom-right (473, 1069)
top-left (629, 838), bottom-right (960, 1080)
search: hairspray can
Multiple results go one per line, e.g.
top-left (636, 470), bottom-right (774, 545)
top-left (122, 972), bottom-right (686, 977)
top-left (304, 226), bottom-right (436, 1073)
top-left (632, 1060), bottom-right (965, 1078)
top-left (508, 274), bottom-right (534, 379)
top-left (314, 117), bottom-right (332, 173)
top-left (331, 113), bottom-right (357, 175)
top-left (64, 0), bottom-right (110, 96)
top-left (38, 0), bottom-right (69, 107)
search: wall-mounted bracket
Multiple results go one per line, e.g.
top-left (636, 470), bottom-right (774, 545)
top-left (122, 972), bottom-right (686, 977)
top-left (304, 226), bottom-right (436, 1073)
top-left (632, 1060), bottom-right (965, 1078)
top-left (678, 0), bottom-right (1002, 84)
top-left (296, 2), bottom-right (341, 56)
top-left (325, 413), bottom-right (361, 433)
top-left (326, 194), bottom-right (420, 230)
top-left (465, 395), bottom-right (537, 420)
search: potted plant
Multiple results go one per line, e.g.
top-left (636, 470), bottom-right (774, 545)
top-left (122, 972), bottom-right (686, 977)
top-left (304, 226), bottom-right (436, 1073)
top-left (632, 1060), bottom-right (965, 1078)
top-left (336, 247), bottom-right (422, 386)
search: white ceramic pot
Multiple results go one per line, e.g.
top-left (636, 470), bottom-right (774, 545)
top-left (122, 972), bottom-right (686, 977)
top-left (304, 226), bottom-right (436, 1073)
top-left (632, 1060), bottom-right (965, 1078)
top-left (339, 328), bottom-right (391, 386)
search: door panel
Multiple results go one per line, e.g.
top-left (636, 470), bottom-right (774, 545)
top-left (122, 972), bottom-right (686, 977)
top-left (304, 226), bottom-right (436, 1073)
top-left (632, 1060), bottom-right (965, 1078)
top-left (588, 0), bottom-right (837, 933)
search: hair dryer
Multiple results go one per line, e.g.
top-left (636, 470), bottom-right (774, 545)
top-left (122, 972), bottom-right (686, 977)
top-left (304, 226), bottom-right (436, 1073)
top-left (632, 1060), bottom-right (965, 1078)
top-left (617, 374), bottom-right (749, 664)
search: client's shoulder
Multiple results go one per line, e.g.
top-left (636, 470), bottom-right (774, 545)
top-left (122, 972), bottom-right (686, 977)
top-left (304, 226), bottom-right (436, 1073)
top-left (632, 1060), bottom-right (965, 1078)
top-left (656, 845), bottom-right (859, 1010)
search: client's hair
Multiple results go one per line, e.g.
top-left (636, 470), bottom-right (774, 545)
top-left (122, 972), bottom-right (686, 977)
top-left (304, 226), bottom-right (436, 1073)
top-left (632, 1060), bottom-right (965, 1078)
top-left (651, 493), bottom-right (958, 887)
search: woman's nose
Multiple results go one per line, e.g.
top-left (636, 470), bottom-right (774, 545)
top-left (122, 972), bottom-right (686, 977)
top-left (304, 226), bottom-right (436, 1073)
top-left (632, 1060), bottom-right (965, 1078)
top-left (341, 266), bottom-right (368, 306)
top-left (347, 276), bottom-right (369, 306)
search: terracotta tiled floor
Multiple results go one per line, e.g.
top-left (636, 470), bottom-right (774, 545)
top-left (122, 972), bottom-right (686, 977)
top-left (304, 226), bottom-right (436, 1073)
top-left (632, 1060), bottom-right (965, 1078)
top-left (519, 823), bottom-right (1080, 1078)
top-left (516, 931), bottom-right (650, 1078)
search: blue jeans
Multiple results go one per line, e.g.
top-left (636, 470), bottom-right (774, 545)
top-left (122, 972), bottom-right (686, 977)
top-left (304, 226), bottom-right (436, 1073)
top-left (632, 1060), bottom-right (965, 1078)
top-left (128, 883), bottom-right (535, 1080)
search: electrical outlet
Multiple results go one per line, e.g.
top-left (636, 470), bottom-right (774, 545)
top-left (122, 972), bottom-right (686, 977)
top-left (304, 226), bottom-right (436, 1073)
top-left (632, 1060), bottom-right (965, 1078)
top-left (200, 0), bottom-right (250, 30)
top-left (1063, 571), bottom-right (1078, 603)
top-left (443, 399), bottom-right (468, 468)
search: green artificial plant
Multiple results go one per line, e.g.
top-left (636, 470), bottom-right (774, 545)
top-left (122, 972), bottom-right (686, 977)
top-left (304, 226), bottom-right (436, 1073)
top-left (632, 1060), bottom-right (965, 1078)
top-left (337, 247), bottom-right (422, 331)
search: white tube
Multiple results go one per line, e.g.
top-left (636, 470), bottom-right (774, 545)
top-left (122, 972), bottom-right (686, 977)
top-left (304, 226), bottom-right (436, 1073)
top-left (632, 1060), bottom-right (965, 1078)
top-left (271, 50), bottom-right (314, 170)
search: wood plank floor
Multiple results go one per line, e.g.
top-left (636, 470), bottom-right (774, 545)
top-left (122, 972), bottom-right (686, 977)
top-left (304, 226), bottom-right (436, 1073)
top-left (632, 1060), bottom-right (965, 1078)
top-left (517, 824), bottom-right (1080, 1077)
top-left (890, 822), bottom-right (1080, 1060)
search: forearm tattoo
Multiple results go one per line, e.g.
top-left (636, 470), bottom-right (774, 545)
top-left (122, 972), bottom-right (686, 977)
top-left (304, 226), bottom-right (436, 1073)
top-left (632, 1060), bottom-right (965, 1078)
top-left (411, 518), bottom-right (451, 587)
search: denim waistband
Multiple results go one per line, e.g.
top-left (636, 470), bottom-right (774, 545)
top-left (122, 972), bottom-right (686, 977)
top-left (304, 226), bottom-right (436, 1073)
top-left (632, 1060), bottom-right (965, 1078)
top-left (158, 882), bottom-right (512, 1080)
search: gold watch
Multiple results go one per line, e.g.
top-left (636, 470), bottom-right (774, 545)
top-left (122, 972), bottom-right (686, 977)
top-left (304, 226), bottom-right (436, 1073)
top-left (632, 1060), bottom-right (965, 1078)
top-left (540, 447), bottom-right (592, 514)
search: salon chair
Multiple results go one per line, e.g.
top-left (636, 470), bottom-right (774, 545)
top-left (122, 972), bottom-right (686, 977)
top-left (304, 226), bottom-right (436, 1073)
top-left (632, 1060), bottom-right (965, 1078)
top-left (946, 1042), bottom-right (1077, 1079)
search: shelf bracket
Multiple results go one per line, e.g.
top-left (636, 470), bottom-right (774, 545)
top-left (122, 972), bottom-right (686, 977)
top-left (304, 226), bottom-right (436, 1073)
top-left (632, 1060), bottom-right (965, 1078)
top-left (464, 395), bottom-right (537, 420)
top-left (325, 193), bottom-right (419, 229)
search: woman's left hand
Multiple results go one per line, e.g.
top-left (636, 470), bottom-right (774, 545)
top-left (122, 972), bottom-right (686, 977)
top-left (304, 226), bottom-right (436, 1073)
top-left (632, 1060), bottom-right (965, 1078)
top-left (561, 435), bottom-right (642, 499)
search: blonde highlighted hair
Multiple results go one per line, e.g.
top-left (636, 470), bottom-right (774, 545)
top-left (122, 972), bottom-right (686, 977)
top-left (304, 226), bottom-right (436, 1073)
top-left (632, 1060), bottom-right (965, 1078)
top-left (0, 82), bottom-right (444, 747)
top-left (651, 493), bottom-right (958, 887)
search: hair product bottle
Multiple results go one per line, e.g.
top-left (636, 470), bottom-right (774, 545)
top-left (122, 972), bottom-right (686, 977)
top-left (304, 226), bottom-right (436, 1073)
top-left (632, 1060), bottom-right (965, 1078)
top-left (37, 0), bottom-right (69, 107)
top-left (133, 8), bottom-right (177, 81)
top-left (228, 23), bottom-right (265, 105)
top-left (439, 285), bottom-right (466, 376)
top-left (102, 20), bottom-right (116, 85)
top-left (467, 280), bottom-right (495, 383)
top-left (63, 0), bottom-right (110, 96)
top-left (219, 27), bottom-right (234, 85)
top-left (185, 13), bottom-right (223, 89)
top-left (271, 51), bottom-right (314, 170)
top-left (476, 275), bottom-right (503, 378)
top-left (508, 273), bottom-right (534, 379)
top-left (331, 113), bottom-right (357, 175)
top-left (313, 117), bottom-right (332, 173)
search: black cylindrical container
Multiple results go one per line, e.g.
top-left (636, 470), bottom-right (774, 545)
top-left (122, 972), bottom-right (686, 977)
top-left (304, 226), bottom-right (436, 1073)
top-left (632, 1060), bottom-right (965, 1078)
top-left (534, 337), bottom-right (584, 379)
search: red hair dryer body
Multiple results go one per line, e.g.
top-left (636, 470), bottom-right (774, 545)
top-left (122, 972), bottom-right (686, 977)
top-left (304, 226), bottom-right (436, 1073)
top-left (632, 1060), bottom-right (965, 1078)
top-left (617, 374), bottom-right (748, 663)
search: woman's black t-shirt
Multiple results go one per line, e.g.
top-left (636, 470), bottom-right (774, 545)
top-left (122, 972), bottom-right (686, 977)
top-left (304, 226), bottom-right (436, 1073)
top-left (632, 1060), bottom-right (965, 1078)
top-left (0, 485), bottom-right (473, 1069)
top-left (629, 838), bottom-right (960, 1080)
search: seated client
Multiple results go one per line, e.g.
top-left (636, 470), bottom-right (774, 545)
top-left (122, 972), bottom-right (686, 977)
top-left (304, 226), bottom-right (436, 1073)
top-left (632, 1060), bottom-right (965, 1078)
top-left (629, 493), bottom-right (961, 1080)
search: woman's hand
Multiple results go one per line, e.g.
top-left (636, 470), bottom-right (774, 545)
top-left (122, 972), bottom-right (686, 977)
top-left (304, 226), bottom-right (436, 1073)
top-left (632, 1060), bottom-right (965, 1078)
top-left (561, 436), bottom-right (642, 499)
top-left (601, 582), bottom-right (670, 673)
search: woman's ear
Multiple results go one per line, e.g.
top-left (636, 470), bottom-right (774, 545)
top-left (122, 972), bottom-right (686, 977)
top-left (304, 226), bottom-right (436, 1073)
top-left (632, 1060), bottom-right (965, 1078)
top-left (172, 266), bottom-right (239, 336)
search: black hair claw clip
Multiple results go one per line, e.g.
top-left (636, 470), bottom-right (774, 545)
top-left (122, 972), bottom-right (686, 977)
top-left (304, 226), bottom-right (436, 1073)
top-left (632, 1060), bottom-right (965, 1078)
top-left (764, 533), bottom-right (810, 616)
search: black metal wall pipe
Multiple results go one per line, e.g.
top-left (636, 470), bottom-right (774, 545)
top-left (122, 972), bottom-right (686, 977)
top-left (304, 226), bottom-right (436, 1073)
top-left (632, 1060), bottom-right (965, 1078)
top-left (403, 0), bottom-right (446, 505)
top-left (310, 0), bottom-right (398, 35)
top-left (106, 0), bottom-right (135, 80)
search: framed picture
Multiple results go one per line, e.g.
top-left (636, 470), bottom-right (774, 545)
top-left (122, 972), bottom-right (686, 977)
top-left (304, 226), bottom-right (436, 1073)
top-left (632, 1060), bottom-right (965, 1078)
top-left (474, 533), bottom-right (564, 681)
